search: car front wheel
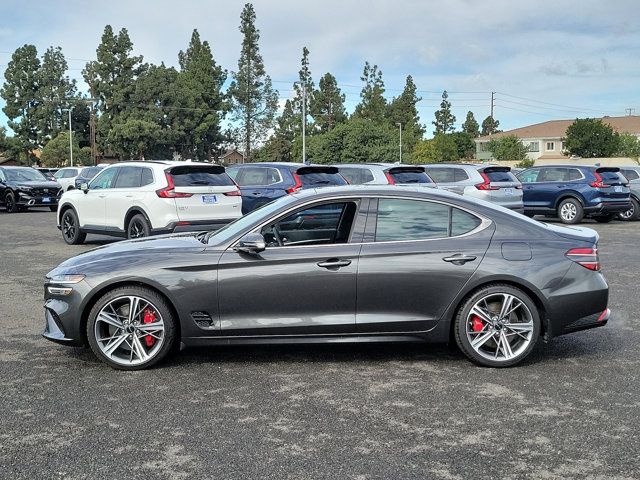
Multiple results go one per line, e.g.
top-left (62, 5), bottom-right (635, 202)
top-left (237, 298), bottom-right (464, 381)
top-left (557, 198), bottom-right (584, 224)
top-left (454, 284), bottom-right (541, 367)
top-left (87, 286), bottom-right (177, 370)
top-left (61, 209), bottom-right (86, 245)
top-left (5, 192), bottom-right (17, 213)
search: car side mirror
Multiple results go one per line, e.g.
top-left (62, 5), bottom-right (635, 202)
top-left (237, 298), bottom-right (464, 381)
top-left (80, 183), bottom-right (89, 193)
top-left (235, 232), bottom-right (266, 254)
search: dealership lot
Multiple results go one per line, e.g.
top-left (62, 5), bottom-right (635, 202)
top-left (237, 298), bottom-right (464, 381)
top-left (1, 211), bottom-right (639, 479)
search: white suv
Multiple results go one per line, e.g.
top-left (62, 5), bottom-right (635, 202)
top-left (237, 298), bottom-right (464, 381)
top-left (57, 161), bottom-right (242, 244)
top-left (54, 167), bottom-right (81, 191)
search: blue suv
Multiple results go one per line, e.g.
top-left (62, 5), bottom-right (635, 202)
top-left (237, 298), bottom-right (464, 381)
top-left (517, 165), bottom-right (631, 224)
top-left (226, 163), bottom-right (348, 213)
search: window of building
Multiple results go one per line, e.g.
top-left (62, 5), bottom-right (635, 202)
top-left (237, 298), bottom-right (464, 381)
top-left (546, 142), bottom-right (555, 151)
top-left (527, 141), bottom-right (540, 152)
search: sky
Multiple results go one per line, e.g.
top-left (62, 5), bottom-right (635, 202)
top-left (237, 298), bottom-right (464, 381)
top-left (0, 0), bottom-right (639, 136)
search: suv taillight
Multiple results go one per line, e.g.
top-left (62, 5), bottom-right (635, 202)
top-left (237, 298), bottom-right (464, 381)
top-left (566, 247), bottom-right (600, 271)
top-left (589, 172), bottom-right (605, 188)
top-left (286, 173), bottom-right (303, 194)
top-left (384, 172), bottom-right (396, 185)
top-left (156, 172), bottom-right (193, 198)
top-left (475, 172), bottom-right (499, 190)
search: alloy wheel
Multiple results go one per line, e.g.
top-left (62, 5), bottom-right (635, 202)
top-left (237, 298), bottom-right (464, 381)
top-left (619, 205), bottom-right (634, 220)
top-left (465, 293), bottom-right (535, 362)
top-left (560, 203), bottom-right (577, 221)
top-left (62, 213), bottom-right (76, 241)
top-left (129, 220), bottom-right (145, 238)
top-left (6, 195), bottom-right (15, 212)
top-left (94, 296), bottom-right (165, 367)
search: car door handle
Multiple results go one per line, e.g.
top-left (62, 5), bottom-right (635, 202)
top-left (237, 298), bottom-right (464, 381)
top-left (98, 194), bottom-right (107, 198)
top-left (125, 194), bottom-right (133, 198)
top-left (317, 259), bottom-right (352, 269)
top-left (442, 254), bottom-right (477, 265)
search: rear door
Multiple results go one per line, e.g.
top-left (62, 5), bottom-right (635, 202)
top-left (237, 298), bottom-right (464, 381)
top-left (169, 165), bottom-right (242, 222)
top-left (356, 197), bottom-right (494, 332)
top-left (104, 166), bottom-right (145, 230)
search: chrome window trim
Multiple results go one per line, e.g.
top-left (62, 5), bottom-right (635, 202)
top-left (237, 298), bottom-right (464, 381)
top-left (522, 167), bottom-right (585, 184)
top-left (226, 194), bottom-right (492, 250)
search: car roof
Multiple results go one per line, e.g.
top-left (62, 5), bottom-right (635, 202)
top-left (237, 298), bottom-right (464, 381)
top-left (287, 184), bottom-right (462, 201)
top-left (335, 163), bottom-right (421, 169)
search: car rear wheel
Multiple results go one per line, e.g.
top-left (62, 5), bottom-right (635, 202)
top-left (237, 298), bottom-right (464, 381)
top-left (454, 284), bottom-right (541, 367)
top-left (61, 209), bottom-right (86, 245)
top-left (557, 198), bottom-right (584, 224)
top-left (618, 197), bottom-right (639, 221)
top-left (5, 192), bottom-right (17, 213)
top-left (87, 286), bottom-right (177, 370)
top-left (127, 214), bottom-right (151, 239)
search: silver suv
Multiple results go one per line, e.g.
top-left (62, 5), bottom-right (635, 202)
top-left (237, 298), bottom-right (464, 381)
top-left (423, 164), bottom-right (523, 212)
top-left (335, 163), bottom-right (435, 186)
top-left (619, 166), bottom-right (640, 221)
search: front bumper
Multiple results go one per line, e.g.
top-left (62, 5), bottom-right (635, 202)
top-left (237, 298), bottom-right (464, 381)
top-left (42, 282), bottom-right (92, 347)
top-left (42, 306), bottom-right (80, 345)
top-left (17, 191), bottom-right (60, 207)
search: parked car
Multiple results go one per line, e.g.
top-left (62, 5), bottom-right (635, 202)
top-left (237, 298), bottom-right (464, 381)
top-left (516, 165), bottom-right (631, 224)
top-left (37, 167), bottom-right (59, 180)
top-left (0, 166), bottom-right (62, 212)
top-left (423, 164), bottom-right (524, 212)
top-left (226, 163), bottom-right (348, 213)
top-left (617, 166), bottom-right (640, 221)
top-left (335, 163), bottom-right (435, 186)
top-left (57, 161), bottom-right (242, 244)
top-left (43, 185), bottom-right (610, 370)
top-left (73, 166), bottom-right (104, 189)
top-left (54, 167), bottom-right (82, 191)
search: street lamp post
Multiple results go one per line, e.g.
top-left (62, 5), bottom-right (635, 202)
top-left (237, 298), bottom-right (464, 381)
top-left (63, 107), bottom-right (74, 166)
top-left (396, 122), bottom-right (402, 163)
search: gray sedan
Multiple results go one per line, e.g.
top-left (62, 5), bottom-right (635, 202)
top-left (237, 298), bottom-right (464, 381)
top-left (43, 186), bottom-right (609, 370)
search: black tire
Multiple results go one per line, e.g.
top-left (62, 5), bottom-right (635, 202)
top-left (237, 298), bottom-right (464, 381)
top-left (454, 284), bottom-right (541, 368)
top-left (618, 197), bottom-right (639, 221)
top-left (60, 208), bottom-right (86, 245)
top-left (86, 286), bottom-right (178, 370)
top-left (557, 198), bottom-right (584, 224)
top-left (594, 214), bottom-right (614, 223)
top-left (49, 206), bottom-right (58, 212)
top-left (5, 192), bottom-right (18, 213)
top-left (127, 213), bottom-right (151, 239)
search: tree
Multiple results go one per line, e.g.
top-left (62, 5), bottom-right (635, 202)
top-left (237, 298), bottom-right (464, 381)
top-left (486, 135), bottom-right (529, 160)
top-left (40, 131), bottom-right (92, 167)
top-left (413, 134), bottom-right (458, 163)
top-left (353, 62), bottom-right (386, 123)
top-left (563, 118), bottom-right (620, 158)
top-left (292, 47), bottom-right (314, 135)
top-left (1, 44), bottom-right (41, 158)
top-left (108, 119), bottom-right (162, 159)
top-left (450, 131), bottom-right (475, 160)
top-left (462, 111), bottom-right (480, 137)
top-left (228, 3), bottom-right (279, 161)
top-left (386, 75), bottom-right (425, 159)
top-left (83, 25), bottom-right (144, 154)
top-left (617, 133), bottom-right (640, 159)
top-left (481, 115), bottom-right (500, 136)
top-left (177, 29), bottom-right (228, 160)
top-left (310, 73), bottom-right (346, 133)
top-left (34, 46), bottom-right (77, 145)
top-left (432, 91), bottom-right (456, 134)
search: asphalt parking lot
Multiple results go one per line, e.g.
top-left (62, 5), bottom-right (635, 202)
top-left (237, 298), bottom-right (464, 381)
top-left (1, 210), bottom-right (639, 479)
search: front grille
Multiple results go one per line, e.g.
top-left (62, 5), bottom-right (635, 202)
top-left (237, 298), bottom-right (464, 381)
top-left (32, 188), bottom-right (60, 196)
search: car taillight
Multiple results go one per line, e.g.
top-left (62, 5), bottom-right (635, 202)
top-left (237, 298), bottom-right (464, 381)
top-left (223, 190), bottom-right (241, 196)
top-left (566, 247), bottom-right (600, 271)
top-left (286, 173), bottom-right (303, 194)
top-left (475, 172), bottom-right (499, 190)
top-left (156, 172), bottom-right (193, 198)
top-left (589, 172), bottom-right (605, 188)
top-left (384, 172), bottom-right (396, 185)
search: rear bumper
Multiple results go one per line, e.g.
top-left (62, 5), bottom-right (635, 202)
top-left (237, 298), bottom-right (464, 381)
top-left (584, 201), bottom-right (632, 214)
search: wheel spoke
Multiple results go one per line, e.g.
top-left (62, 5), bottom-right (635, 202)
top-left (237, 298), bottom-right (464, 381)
top-left (128, 297), bottom-right (141, 323)
top-left (103, 334), bottom-right (128, 357)
top-left (501, 332), bottom-right (514, 359)
top-left (131, 335), bottom-right (149, 362)
top-left (498, 294), bottom-right (519, 321)
top-left (471, 330), bottom-right (494, 349)
top-left (136, 321), bottom-right (164, 334)
top-left (98, 312), bottom-right (124, 329)
top-left (504, 321), bottom-right (534, 333)
top-left (470, 305), bottom-right (493, 324)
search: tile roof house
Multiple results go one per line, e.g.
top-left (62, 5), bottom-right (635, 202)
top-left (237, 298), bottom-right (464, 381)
top-left (219, 148), bottom-right (244, 165)
top-left (475, 115), bottom-right (640, 161)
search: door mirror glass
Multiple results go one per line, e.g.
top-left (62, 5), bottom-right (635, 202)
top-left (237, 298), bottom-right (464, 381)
top-left (236, 232), bottom-right (266, 254)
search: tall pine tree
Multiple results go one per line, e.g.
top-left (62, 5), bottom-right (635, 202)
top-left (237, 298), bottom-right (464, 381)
top-left (432, 90), bottom-right (456, 134)
top-left (228, 3), bottom-right (278, 161)
top-left (292, 47), bottom-right (314, 135)
top-left (310, 73), bottom-right (346, 133)
top-left (462, 111), bottom-right (480, 137)
top-left (481, 115), bottom-right (500, 136)
top-left (353, 62), bottom-right (386, 123)
top-left (386, 75), bottom-right (425, 158)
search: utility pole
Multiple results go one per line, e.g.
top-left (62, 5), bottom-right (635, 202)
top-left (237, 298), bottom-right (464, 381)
top-left (302, 83), bottom-right (307, 164)
top-left (62, 107), bottom-right (74, 166)
top-left (396, 122), bottom-right (402, 163)
top-left (626, 107), bottom-right (636, 116)
top-left (490, 91), bottom-right (495, 138)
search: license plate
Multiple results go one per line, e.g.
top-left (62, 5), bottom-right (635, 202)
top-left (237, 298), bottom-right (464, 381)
top-left (202, 195), bottom-right (218, 204)
top-left (503, 188), bottom-right (513, 195)
top-left (614, 186), bottom-right (623, 193)
top-left (42, 197), bottom-right (50, 203)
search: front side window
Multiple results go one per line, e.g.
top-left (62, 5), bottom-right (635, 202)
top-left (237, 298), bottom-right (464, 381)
top-left (90, 168), bottom-right (118, 190)
top-left (114, 166), bottom-right (142, 188)
top-left (0, 169), bottom-right (6, 182)
top-left (375, 199), bottom-right (482, 242)
top-left (261, 201), bottom-right (358, 247)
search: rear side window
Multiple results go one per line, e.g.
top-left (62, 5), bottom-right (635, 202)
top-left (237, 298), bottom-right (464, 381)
top-left (482, 169), bottom-right (518, 182)
top-left (298, 171), bottom-right (347, 187)
top-left (141, 168), bottom-right (154, 186)
top-left (567, 169), bottom-right (583, 181)
top-left (621, 169), bottom-right (640, 181)
top-left (454, 169), bottom-right (469, 181)
top-left (338, 167), bottom-right (374, 185)
top-left (375, 199), bottom-right (482, 241)
top-left (424, 168), bottom-right (455, 183)
top-left (235, 167), bottom-right (281, 186)
top-left (114, 166), bottom-right (143, 188)
top-left (169, 166), bottom-right (234, 187)
top-left (388, 169), bottom-right (432, 184)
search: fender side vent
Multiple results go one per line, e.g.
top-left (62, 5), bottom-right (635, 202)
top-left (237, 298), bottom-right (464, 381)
top-left (191, 311), bottom-right (216, 329)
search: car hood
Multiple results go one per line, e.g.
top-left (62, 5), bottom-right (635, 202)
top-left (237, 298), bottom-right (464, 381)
top-left (15, 180), bottom-right (61, 189)
top-left (50, 233), bottom-right (207, 274)
top-left (545, 223), bottom-right (599, 244)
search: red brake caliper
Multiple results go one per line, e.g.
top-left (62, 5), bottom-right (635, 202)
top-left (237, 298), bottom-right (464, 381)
top-left (471, 315), bottom-right (484, 332)
top-left (142, 308), bottom-right (157, 347)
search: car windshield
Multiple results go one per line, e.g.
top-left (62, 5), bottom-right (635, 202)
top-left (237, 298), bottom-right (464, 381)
top-left (5, 168), bottom-right (48, 182)
top-left (204, 194), bottom-right (298, 244)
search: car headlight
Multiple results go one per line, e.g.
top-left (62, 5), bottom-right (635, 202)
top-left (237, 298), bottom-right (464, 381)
top-left (17, 186), bottom-right (33, 192)
top-left (48, 274), bottom-right (85, 284)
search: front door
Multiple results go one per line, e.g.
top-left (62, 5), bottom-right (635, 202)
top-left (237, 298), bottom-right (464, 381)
top-left (76, 167), bottom-right (119, 229)
top-left (356, 198), bottom-right (494, 332)
top-left (217, 199), bottom-right (364, 336)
